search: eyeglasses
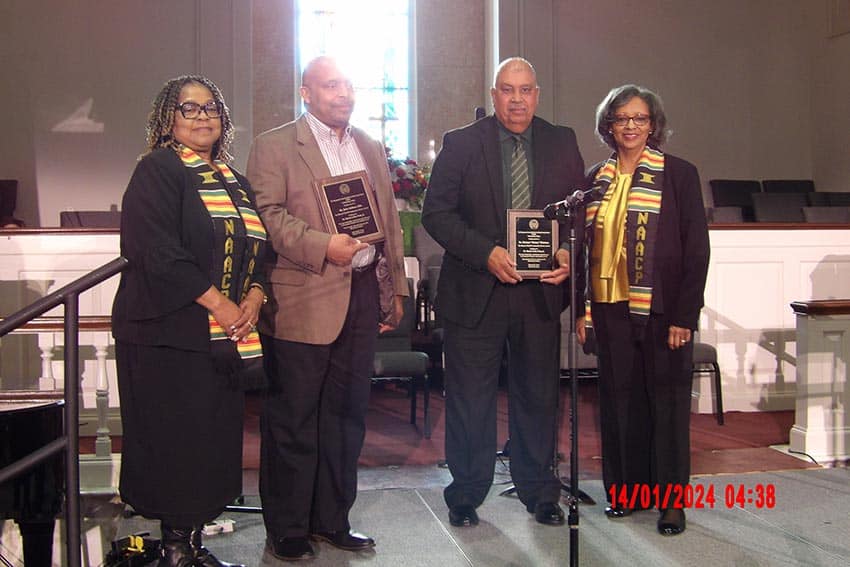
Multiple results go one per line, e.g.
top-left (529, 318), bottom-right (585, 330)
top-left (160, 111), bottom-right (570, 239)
top-left (175, 101), bottom-right (223, 119)
top-left (611, 114), bottom-right (651, 128)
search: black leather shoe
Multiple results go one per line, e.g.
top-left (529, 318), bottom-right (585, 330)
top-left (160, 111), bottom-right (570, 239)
top-left (311, 530), bottom-right (375, 551)
top-left (534, 502), bottom-right (565, 526)
top-left (448, 505), bottom-right (479, 527)
top-left (157, 542), bottom-right (193, 567)
top-left (191, 527), bottom-right (244, 567)
top-left (657, 508), bottom-right (686, 535)
top-left (604, 505), bottom-right (633, 519)
top-left (194, 547), bottom-right (244, 567)
top-left (158, 525), bottom-right (193, 567)
top-left (266, 536), bottom-right (315, 561)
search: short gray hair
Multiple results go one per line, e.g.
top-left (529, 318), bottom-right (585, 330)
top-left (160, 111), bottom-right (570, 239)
top-left (594, 84), bottom-right (669, 150)
top-left (492, 57), bottom-right (536, 88)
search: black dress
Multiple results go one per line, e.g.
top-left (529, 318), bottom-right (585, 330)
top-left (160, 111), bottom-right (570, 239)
top-left (112, 148), bottom-right (266, 525)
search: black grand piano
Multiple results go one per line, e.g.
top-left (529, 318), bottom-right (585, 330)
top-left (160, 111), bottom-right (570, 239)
top-left (0, 396), bottom-right (64, 566)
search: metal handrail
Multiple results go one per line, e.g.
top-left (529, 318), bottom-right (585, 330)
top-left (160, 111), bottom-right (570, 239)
top-left (0, 256), bottom-right (127, 567)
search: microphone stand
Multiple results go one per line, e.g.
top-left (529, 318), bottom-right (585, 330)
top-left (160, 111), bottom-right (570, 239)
top-left (551, 198), bottom-right (585, 567)
top-left (498, 199), bottom-right (595, 515)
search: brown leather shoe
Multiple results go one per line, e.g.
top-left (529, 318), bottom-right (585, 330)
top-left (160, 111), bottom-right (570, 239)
top-left (311, 530), bottom-right (376, 551)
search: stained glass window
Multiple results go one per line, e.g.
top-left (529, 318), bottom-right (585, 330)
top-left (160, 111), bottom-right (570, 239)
top-left (297, 0), bottom-right (413, 157)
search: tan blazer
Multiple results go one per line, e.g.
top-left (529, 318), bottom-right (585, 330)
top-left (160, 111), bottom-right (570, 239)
top-left (246, 115), bottom-right (407, 345)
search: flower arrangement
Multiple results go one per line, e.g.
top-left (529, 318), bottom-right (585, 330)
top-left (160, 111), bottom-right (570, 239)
top-left (387, 146), bottom-right (430, 211)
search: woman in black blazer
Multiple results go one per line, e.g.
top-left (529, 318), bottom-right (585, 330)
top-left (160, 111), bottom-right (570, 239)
top-left (576, 84), bottom-right (710, 536)
top-left (112, 75), bottom-right (267, 566)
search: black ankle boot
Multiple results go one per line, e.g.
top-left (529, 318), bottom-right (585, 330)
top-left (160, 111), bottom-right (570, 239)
top-left (190, 527), bottom-right (245, 567)
top-left (157, 524), bottom-right (194, 567)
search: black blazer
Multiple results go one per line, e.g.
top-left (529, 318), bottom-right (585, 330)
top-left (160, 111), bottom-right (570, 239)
top-left (112, 148), bottom-right (266, 351)
top-left (422, 115), bottom-right (585, 328)
top-left (575, 153), bottom-right (710, 330)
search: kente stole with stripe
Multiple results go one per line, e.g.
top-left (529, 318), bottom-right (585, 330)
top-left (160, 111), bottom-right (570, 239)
top-left (584, 146), bottom-right (664, 325)
top-left (178, 145), bottom-right (268, 386)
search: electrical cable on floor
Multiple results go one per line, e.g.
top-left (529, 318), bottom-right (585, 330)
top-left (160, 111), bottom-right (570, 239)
top-left (787, 448), bottom-right (819, 465)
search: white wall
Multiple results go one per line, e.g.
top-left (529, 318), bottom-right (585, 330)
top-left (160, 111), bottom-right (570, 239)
top-left (416, 0), bottom-right (487, 164)
top-left (810, 5), bottom-right (850, 194)
top-left (699, 228), bottom-right (850, 412)
top-left (1, 1), bottom-right (847, 226)
top-left (499, 0), bottom-right (847, 203)
top-left (0, 0), bottom-right (251, 228)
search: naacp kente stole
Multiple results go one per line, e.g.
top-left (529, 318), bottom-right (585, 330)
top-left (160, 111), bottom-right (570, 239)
top-left (584, 146), bottom-right (664, 325)
top-left (177, 145), bottom-right (268, 384)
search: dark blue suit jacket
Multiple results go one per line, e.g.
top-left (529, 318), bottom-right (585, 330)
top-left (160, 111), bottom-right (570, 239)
top-left (422, 115), bottom-right (585, 328)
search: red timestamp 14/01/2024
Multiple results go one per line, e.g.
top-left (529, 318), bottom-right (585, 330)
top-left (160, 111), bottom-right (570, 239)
top-left (607, 483), bottom-right (777, 510)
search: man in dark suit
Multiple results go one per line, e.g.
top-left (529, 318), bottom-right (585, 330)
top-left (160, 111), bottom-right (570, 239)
top-left (421, 57), bottom-right (585, 527)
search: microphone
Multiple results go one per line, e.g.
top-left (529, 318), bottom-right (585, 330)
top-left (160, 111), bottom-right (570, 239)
top-left (543, 188), bottom-right (600, 220)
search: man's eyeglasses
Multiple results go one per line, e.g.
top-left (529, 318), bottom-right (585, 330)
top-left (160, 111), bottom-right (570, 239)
top-left (176, 101), bottom-right (223, 119)
top-left (611, 114), bottom-right (650, 128)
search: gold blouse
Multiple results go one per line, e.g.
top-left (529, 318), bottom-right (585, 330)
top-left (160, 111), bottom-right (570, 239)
top-left (591, 170), bottom-right (631, 302)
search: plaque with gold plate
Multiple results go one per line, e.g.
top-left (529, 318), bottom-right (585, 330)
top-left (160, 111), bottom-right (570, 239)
top-left (313, 170), bottom-right (385, 244)
top-left (507, 209), bottom-right (559, 276)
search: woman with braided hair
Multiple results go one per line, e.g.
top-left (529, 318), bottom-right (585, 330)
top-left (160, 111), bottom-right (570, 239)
top-left (112, 75), bottom-right (267, 567)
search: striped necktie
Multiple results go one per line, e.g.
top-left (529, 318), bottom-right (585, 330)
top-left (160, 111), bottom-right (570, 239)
top-left (511, 136), bottom-right (530, 209)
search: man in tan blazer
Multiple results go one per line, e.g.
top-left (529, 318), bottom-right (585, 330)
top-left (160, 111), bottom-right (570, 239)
top-left (247, 56), bottom-right (407, 562)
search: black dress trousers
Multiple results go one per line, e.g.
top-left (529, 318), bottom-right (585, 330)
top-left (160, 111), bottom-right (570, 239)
top-left (259, 267), bottom-right (379, 538)
top-left (592, 301), bottom-right (693, 502)
top-left (443, 281), bottom-right (561, 511)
